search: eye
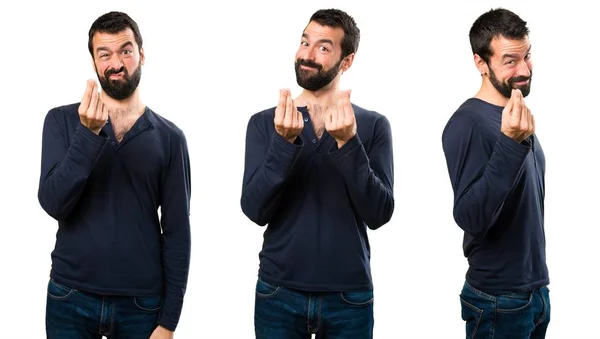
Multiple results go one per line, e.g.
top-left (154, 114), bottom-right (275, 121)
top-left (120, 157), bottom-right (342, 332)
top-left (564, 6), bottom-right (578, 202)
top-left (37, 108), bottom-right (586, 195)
top-left (300, 41), bottom-right (308, 46)
top-left (122, 49), bottom-right (133, 55)
top-left (319, 46), bottom-right (330, 52)
top-left (525, 53), bottom-right (531, 59)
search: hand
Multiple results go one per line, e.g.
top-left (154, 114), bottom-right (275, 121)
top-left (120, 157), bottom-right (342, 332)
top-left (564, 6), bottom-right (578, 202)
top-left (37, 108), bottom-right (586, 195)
top-left (274, 89), bottom-right (304, 143)
top-left (149, 325), bottom-right (174, 339)
top-left (78, 80), bottom-right (108, 135)
top-left (500, 88), bottom-right (535, 143)
top-left (325, 90), bottom-right (357, 148)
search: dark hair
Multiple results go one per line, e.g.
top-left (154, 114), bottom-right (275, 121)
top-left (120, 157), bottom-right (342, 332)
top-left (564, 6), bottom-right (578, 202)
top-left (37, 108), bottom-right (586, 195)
top-left (469, 8), bottom-right (529, 64)
top-left (309, 9), bottom-right (360, 58)
top-left (88, 11), bottom-right (143, 57)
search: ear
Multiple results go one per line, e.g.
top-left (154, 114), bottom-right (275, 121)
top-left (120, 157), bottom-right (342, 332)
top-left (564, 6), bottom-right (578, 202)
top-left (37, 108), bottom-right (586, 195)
top-left (139, 47), bottom-right (145, 66)
top-left (341, 53), bottom-right (355, 72)
top-left (474, 54), bottom-right (488, 76)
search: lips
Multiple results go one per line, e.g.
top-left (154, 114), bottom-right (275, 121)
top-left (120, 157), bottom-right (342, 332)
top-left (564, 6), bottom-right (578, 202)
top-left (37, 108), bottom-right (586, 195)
top-left (300, 65), bottom-right (318, 71)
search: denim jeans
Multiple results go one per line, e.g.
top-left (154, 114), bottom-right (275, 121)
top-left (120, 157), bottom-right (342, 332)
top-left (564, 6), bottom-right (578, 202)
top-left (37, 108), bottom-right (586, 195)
top-left (254, 277), bottom-right (374, 339)
top-left (45, 278), bottom-right (163, 339)
top-left (460, 281), bottom-right (551, 339)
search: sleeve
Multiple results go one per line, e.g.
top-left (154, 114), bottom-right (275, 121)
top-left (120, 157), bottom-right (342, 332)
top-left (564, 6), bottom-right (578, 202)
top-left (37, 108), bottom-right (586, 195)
top-left (156, 130), bottom-right (192, 331)
top-left (328, 115), bottom-right (395, 230)
top-left (37, 108), bottom-right (108, 220)
top-left (441, 115), bottom-right (531, 238)
top-left (240, 114), bottom-right (303, 226)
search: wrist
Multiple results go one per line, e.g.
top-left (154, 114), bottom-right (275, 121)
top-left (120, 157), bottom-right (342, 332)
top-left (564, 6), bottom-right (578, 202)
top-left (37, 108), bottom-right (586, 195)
top-left (501, 131), bottom-right (522, 143)
top-left (336, 133), bottom-right (356, 149)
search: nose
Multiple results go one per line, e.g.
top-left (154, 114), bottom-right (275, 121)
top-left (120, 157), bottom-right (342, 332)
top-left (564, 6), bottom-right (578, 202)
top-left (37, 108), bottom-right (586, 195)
top-left (303, 46), bottom-right (317, 61)
top-left (108, 54), bottom-right (124, 71)
top-left (515, 59), bottom-right (531, 78)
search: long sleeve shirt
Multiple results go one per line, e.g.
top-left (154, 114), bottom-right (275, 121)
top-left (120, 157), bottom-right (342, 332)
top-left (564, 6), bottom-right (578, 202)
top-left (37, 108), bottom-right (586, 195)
top-left (241, 104), bottom-right (394, 291)
top-left (442, 98), bottom-right (549, 294)
top-left (38, 103), bottom-right (191, 331)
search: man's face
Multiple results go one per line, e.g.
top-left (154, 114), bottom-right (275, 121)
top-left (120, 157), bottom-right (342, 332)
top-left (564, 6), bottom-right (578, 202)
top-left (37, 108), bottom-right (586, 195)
top-left (92, 28), bottom-right (143, 100)
top-left (294, 21), bottom-right (346, 91)
top-left (485, 35), bottom-right (533, 98)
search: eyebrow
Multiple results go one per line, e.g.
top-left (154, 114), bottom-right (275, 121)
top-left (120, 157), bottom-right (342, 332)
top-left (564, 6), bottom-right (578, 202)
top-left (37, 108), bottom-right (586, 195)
top-left (96, 41), bottom-right (134, 54)
top-left (302, 33), bottom-right (334, 46)
top-left (502, 45), bottom-right (532, 60)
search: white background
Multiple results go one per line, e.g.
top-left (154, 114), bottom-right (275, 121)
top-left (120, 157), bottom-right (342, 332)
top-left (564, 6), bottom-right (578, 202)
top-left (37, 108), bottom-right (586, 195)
top-left (0, 0), bottom-right (598, 338)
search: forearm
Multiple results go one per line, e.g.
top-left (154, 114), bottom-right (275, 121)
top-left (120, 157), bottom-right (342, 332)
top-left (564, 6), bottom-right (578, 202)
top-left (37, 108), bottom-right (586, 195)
top-left (330, 135), bottom-right (394, 230)
top-left (38, 123), bottom-right (107, 220)
top-left (241, 132), bottom-right (302, 225)
top-left (451, 133), bottom-right (530, 237)
top-left (157, 228), bottom-right (191, 332)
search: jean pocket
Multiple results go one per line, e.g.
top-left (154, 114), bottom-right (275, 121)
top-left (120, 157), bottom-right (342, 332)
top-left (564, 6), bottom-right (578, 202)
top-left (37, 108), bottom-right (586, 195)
top-left (340, 290), bottom-right (374, 306)
top-left (255, 278), bottom-right (280, 297)
top-left (496, 292), bottom-right (533, 313)
top-left (133, 295), bottom-right (163, 312)
top-left (47, 279), bottom-right (76, 300)
top-left (460, 296), bottom-right (483, 339)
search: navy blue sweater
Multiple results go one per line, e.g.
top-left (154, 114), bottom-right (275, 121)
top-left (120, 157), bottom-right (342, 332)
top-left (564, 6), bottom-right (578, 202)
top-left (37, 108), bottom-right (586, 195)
top-left (38, 103), bottom-right (191, 331)
top-left (241, 104), bottom-right (394, 291)
top-left (442, 98), bottom-right (549, 294)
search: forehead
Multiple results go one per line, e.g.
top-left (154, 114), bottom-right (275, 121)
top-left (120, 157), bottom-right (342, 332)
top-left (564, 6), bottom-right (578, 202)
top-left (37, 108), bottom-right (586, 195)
top-left (490, 35), bottom-right (531, 58)
top-left (302, 21), bottom-right (344, 46)
top-left (92, 28), bottom-right (137, 50)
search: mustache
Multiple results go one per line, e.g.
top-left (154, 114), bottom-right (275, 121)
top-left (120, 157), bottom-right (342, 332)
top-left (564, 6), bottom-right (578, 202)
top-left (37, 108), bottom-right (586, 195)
top-left (509, 75), bottom-right (530, 84)
top-left (296, 59), bottom-right (323, 71)
top-left (105, 67), bottom-right (126, 77)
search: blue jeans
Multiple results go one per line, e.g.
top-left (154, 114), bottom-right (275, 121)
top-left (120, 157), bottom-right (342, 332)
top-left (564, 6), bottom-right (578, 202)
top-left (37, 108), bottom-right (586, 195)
top-left (254, 277), bottom-right (374, 339)
top-left (460, 281), bottom-right (551, 339)
top-left (45, 279), bottom-right (163, 339)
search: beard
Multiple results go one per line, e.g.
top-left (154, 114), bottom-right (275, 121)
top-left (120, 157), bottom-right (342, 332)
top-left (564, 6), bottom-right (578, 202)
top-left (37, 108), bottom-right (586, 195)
top-left (295, 57), bottom-right (343, 91)
top-left (489, 67), bottom-right (532, 98)
top-left (96, 61), bottom-right (142, 100)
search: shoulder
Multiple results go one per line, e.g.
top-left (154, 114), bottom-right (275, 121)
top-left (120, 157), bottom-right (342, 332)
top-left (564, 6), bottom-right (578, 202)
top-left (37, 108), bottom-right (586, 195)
top-left (249, 106), bottom-right (276, 123)
top-left (146, 108), bottom-right (184, 135)
top-left (443, 99), bottom-right (494, 135)
top-left (446, 98), bottom-right (500, 126)
top-left (145, 108), bottom-right (188, 151)
top-left (45, 102), bottom-right (79, 120)
top-left (351, 103), bottom-right (391, 132)
top-left (42, 103), bottom-right (81, 132)
top-left (245, 106), bottom-right (277, 133)
top-left (352, 103), bottom-right (386, 120)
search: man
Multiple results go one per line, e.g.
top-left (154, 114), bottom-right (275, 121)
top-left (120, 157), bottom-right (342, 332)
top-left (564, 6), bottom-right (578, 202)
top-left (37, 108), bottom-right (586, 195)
top-left (38, 11), bottom-right (191, 339)
top-left (241, 8), bottom-right (394, 339)
top-left (441, 8), bottom-right (550, 338)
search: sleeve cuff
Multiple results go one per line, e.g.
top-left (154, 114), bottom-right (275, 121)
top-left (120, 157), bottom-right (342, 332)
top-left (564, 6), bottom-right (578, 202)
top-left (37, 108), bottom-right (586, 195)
top-left (272, 132), bottom-right (303, 152)
top-left (157, 319), bottom-right (176, 332)
top-left (76, 123), bottom-right (108, 144)
top-left (329, 134), bottom-right (362, 159)
top-left (497, 132), bottom-right (531, 157)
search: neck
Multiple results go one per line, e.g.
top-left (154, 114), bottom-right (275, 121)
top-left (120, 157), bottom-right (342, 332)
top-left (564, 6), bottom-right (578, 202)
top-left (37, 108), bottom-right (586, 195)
top-left (294, 81), bottom-right (340, 108)
top-left (100, 90), bottom-right (145, 116)
top-left (474, 79), bottom-right (509, 107)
